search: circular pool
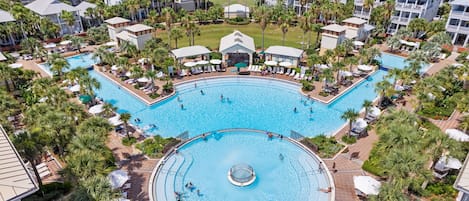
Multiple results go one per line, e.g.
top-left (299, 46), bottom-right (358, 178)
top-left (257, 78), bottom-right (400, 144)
top-left (150, 129), bottom-right (334, 201)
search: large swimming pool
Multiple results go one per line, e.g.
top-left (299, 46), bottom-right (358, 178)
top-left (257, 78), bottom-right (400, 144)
top-left (89, 70), bottom-right (386, 137)
top-left (151, 130), bottom-right (333, 201)
top-left (38, 53), bottom-right (98, 76)
top-left (376, 52), bottom-right (431, 73)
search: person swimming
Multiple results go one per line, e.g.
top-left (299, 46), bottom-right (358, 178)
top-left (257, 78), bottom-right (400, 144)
top-left (310, 107), bottom-right (313, 113)
top-left (177, 96), bottom-right (181, 102)
top-left (200, 90), bottom-right (204, 95)
top-left (220, 94), bottom-right (224, 101)
top-left (180, 104), bottom-right (184, 110)
top-left (279, 153), bottom-right (284, 160)
top-left (294, 107), bottom-right (297, 113)
top-left (194, 83), bottom-right (197, 88)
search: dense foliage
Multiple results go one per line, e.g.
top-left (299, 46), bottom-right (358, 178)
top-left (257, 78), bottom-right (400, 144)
top-left (136, 135), bottom-right (180, 158)
top-left (306, 135), bottom-right (344, 158)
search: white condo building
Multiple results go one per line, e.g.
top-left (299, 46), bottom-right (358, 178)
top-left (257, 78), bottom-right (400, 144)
top-left (446, 0), bottom-right (469, 47)
top-left (387, 0), bottom-right (441, 34)
top-left (353, 0), bottom-right (386, 20)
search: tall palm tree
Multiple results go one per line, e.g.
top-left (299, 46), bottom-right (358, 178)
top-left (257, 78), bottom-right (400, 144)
top-left (341, 108), bottom-right (359, 136)
top-left (454, 63), bottom-right (469, 89)
top-left (102, 103), bottom-right (117, 118)
top-left (119, 112), bottom-right (132, 139)
top-left (71, 175), bottom-right (120, 201)
top-left (311, 23), bottom-right (323, 48)
top-left (51, 57), bottom-right (70, 77)
top-left (61, 10), bottom-right (76, 35)
top-left (253, 6), bottom-right (271, 51)
top-left (362, 100), bottom-right (373, 115)
top-left (92, 46), bottom-right (109, 65)
top-left (299, 14), bottom-right (311, 50)
top-left (145, 70), bottom-right (157, 90)
top-left (78, 75), bottom-right (101, 103)
top-left (70, 35), bottom-right (84, 53)
top-left (375, 79), bottom-right (393, 106)
top-left (11, 3), bottom-right (30, 38)
top-left (162, 7), bottom-right (175, 48)
top-left (170, 27), bottom-right (183, 48)
top-left (407, 18), bottom-right (428, 38)
top-left (278, 14), bottom-right (292, 46)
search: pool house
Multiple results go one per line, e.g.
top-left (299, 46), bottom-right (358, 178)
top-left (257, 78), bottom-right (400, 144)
top-left (170, 45), bottom-right (212, 64)
top-left (219, 31), bottom-right (255, 67)
top-left (264, 46), bottom-right (304, 67)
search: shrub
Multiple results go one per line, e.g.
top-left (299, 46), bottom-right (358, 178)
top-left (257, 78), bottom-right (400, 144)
top-left (209, 52), bottom-right (222, 59)
top-left (149, 93), bottom-right (160, 99)
top-left (122, 137), bottom-right (137, 146)
top-left (227, 17), bottom-right (250, 25)
top-left (319, 91), bottom-right (329, 97)
top-left (306, 135), bottom-right (344, 158)
top-left (136, 135), bottom-right (180, 158)
top-left (301, 81), bottom-right (315, 91)
top-left (24, 182), bottom-right (72, 201)
top-left (341, 135), bottom-right (357, 144)
top-left (163, 81), bottom-right (174, 93)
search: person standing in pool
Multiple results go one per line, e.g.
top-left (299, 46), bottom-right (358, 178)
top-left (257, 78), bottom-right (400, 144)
top-left (194, 82), bottom-right (197, 88)
top-left (200, 90), bottom-right (204, 95)
top-left (180, 104), bottom-right (184, 110)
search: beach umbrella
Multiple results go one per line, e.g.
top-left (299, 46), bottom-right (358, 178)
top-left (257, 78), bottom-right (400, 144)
top-left (108, 170), bottom-right (129, 189)
top-left (445, 129), bottom-right (469, 142)
top-left (8, 63), bottom-right (23, 69)
top-left (353, 41), bottom-right (364, 46)
top-left (353, 176), bottom-right (381, 196)
top-left (43, 43), bottom-right (57, 49)
top-left (368, 106), bottom-right (381, 117)
top-left (352, 118), bottom-right (368, 130)
top-left (357, 65), bottom-right (373, 71)
top-left (111, 65), bottom-right (119, 71)
top-left (279, 61), bottom-right (293, 67)
top-left (184, 62), bottom-right (197, 67)
top-left (138, 58), bottom-right (148, 64)
top-left (60, 40), bottom-right (72, 45)
top-left (210, 59), bottom-right (222, 65)
top-left (125, 71), bottom-right (132, 77)
top-left (89, 104), bottom-right (104, 114)
top-left (339, 70), bottom-right (353, 77)
top-left (105, 41), bottom-right (118, 46)
top-left (108, 114), bottom-right (123, 126)
top-left (79, 95), bottom-right (92, 104)
top-left (196, 60), bottom-right (209, 65)
top-left (317, 64), bottom-right (329, 70)
top-left (264, 60), bottom-right (277, 66)
top-left (69, 84), bottom-right (81, 92)
top-left (137, 77), bottom-right (150, 83)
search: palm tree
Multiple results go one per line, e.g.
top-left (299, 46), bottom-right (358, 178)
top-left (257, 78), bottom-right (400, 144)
top-left (429, 32), bottom-right (452, 46)
top-left (51, 57), bottom-right (70, 77)
top-left (20, 37), bottom-right (40, 56)
top-left (407, 18), bottom-right (428, 38)
top-left (341, 108), bottom-right (359, 137)
top-left (299, 14), bottom-right (311, 50)
top-left (162, 7), bottom-right (175, 48)
top-left (120, 112), bottom-right (132, 139)
top-left (386, 34), bottom-right (401, 52)
top-left (363, 0), bottom-right (375, 23)
top-left (253, 6), bottom-right (271, 51)
top-left (102, 103), bottom-right (117, 118)
top-left (170, 28), bottom-right (183, 48)
top-left (460, 116), bottom-right (469, 133)
top-left (71, 175), bottom-right (120, 201)
top-left (280, 16), bottom-right (291, 46)
top-left (362, 100), bottom-right (373, 115)
top-left (70, 35), bottom-right (84, 53)
top-left (61, 10), bottom-right (76, 35)
top-left (311, 23), bottom-right (323, 48)
top-left (375, 79), bottom-right (393, 106)
top-left (11, 3), bottom-right (30, 38)
top-left (78, 75), bottom-right (101, 103)
top-left (454, 63), bottom-right (469, 89)
top-left (145, 70), bottom-right (157, 90)
top-left (92, 46), bottom-right (109, 65)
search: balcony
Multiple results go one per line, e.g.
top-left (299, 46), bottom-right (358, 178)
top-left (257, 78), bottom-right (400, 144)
top-left (391, 16), bottom-right (410, 25)
top-left (395, 3), bottom-right (424, 12)
top-left (450, 11), bottom-right (469, 21)
top-left (355, 0), bottom-right (363, 4)
top-left (446, 25), bottom-right (459, 32)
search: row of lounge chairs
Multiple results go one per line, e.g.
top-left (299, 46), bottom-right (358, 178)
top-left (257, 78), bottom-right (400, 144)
top-left (36, 162), bottom-right (51, 179)
top-left (180, 65), bottom-right (224, 77)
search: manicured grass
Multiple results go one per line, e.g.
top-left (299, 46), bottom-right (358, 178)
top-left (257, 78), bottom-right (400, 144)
top-left (210, 0), bottom-right (258, 7)
top-left (157, 23), bottom-right (318, 50)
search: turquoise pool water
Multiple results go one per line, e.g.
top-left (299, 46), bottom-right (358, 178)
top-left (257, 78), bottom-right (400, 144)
top-left (376, 52), bottom-right (431, 73)
top-left (89, 70), bottom-right (387, 137)
top-left (38, 53), bottom-right (98, 76)
top-left (152, 130), bottom-right (332, 201)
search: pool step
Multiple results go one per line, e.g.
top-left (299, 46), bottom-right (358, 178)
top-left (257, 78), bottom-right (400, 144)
top-left (174, 152), bottom-right (195, 193)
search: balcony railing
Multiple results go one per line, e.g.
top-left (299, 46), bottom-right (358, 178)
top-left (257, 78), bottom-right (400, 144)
top-left (395, 3), bottom-right (423, 11)
top-left (450, 11), bottom-right (469, 19)
top-left (460, 26), bottom-right (469, 32)
top-left (446, 25), bottom-right (459, 32)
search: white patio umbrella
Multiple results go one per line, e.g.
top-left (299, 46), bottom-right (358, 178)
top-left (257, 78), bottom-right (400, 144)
top-left (264, 60), bottom-right (277, 66)
top-left (108, 170), bottom-right (129, 189)
top-left (353, 41), bottom-right (364, 46)
top-left (138, 58), bottom-right (148, 64)
top-left (353, 176), bottom-right (381, 196)
top-left (60, 40), bottom-right (72, 45)
top-left (125, 71), bottom-right (132, 77)
top-left (438, 156), bottom-right (462, 170)
top-left (8, 63), bottom-right (23, 68)
top-left (69, 84), bottom-right (80, 92)
top-left (453, 63), bottom-right (464, 68)
top-left (108, 114), bottom-right (123, 126)
top-left (317, 64), bottom-right (329, 70)
top-left (279, 61), bottom-right (293, 67)
top-left (368, 106), bottom-right (381, 117)
top-left (352, 118), bottom-right (368, 130)
top-left (137, 77), bottom-right (150, 83)
top-left (38, 97), bottom-right (48, 103)
top-left (357, 65), bottom-right (373, 71)
top-left (43, 43), bottom-right (57, 49)
top-left (184, 61), bottom-right (197, 67)
top-left (89, 104), bottom-right (104, 114)
top-left (111, 65), bottom-right (119, 71)
top-left (445, 129), bottom-right (469, 142)
top-left (394, 85), bottom-right (405, 91)
top-left (210, 59), bottom-right (222, 65)
top-left (339, 70), bottom-right (353, 77)
top-left (105, 41), bottom-right (118, 46)
top-left (196, 60), bottom-right (209, 65)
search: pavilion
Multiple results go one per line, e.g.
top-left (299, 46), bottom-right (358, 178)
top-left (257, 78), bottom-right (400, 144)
top-left (264, 46), bottom-right (304, 67)
top-left (171, 45), bottom-right (211, 64)
top-left (219, 31), bottom-right (255, 67)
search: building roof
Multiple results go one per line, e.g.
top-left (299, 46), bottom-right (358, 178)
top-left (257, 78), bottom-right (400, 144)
top-left (25, 0), bottom-right (76, 16)
top-left (342, 17), bottom-right (367, 25)
top-left (224, 4), bottom-right (250, 13)
top-left (322, 24), bottom-right (346, 33)
top-left (171, 45), bottom-right (211, 59)
top-left (0, 10), bottom-right (14, 23)
top-left (0, 126), bottom-right (39, 201)
top-left (74, 1), bottom-right (96, 17)
top-left (364, 24), bottom-right (375, 32)
top-left (345, 30), bottom-right (358, 39)
top-left (264, 46), bottom-right (304, 58)
top-left (450, 0), bottom-right (469, 6)
top-left (455, 154), bottom-right (469, 193)
top-left (105, 17), bottom-right (130, 25)
top-left (219, 30), bottom-right (255, 53)
top-left (0, 52), bottom-right (6, 61)
top-left (125, 24), bottom-right (153, 33)
top-left (116, 31), bottom-right (130, 41)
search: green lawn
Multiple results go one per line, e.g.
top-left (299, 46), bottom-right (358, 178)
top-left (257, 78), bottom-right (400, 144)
top-left (210, 0), bottom-right (258, 7)
top-left (158, 23), bottom-right (318, 50)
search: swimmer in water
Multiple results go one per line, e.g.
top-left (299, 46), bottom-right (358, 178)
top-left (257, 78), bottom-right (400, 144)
top-left (294, 107), bottom-right (297, 113)
top-left (200, 90), bottom-right (204, 95)
top-left (180, 104), bottom-right (184, 110)
top-left (194, 83), bottom-right (197, 88)
top-left (279, 153), bottom-right (284, 160)
top-left (220, 94), bottom-right (224, 101)
top-left (310, 107), bottom-right (313, 113)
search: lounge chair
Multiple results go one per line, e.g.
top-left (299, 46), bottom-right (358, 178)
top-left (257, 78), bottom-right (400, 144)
top-left (289, 69), bottom-right (296, 76)
top-left (211, 65), bottom-right (216, 72)
top-left (197, 67), bottom-right (203, 74)
top-left (216, 65), bottom-right (221, 72)
top-left (278, 67), bottom-right (284, 74)
top-left (299, 73), bottom-right (305, 80)
top-left (293, 72), bottom-right (300, 79)
top-left (285, 68), bottom-right (291, 75)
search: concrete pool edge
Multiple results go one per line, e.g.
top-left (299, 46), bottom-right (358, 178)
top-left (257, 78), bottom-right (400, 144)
top-left (148, 128), bottom-right (336, 201)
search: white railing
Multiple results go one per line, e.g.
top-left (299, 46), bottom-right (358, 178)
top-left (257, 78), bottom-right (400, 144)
top-left (395, 3), bottom-right (423, 11)
top-left (450, 11), bottom-right (469, 19)
top-left (459, 26), bottom-right (469, 33)
top-left (446, 25), bottom-right (459, 32)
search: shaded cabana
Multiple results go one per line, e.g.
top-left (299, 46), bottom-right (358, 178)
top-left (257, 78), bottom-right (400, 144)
top-left (170, 45), bottom-right (211, 65)
top-left (219, 31), bottom-right (255, 67)
top-left (264, 46), bottom-right (304, 67)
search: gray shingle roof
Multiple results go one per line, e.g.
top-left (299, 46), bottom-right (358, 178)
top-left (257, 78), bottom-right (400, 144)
top-left (74, 1), bottom-right (96, 17)
top-left (219, 30), bottom-right (255, 53)
top-left (25, 0), bottom-right (77, 15)
top-left (0, 126), bottom-right (39, 201)
top-left (264, 46), bottom-right (304, 58)
top-left (171, 45), bottom-right (211, 59)
top-left (0, 10), bottom-right (14, 23)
